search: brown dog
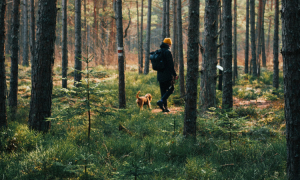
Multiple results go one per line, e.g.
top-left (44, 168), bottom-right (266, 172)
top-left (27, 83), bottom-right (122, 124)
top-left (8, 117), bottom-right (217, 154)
top-left (136, 91), bottom-right (152, 110)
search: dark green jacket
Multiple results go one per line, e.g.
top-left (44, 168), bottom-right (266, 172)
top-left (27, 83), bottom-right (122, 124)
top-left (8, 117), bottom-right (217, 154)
top-left (157, 43), bottom-right (177, 82)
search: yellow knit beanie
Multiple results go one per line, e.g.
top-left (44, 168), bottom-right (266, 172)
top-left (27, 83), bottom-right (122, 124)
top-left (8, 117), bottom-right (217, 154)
top-left (163, 38), bottom-right (172, 45)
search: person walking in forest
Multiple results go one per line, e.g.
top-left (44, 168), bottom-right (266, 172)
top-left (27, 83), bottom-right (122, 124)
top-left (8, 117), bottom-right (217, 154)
top-left (156, 38), bottom-right (178, 112)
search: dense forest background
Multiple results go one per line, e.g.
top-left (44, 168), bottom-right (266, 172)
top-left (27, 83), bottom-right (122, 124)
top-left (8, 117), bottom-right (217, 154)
top-left (3, 0), bottom-right (300, 179)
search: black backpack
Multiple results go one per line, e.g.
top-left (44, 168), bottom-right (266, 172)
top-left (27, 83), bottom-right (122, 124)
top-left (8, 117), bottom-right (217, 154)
top-left (150, 49), bottom-right (165, 71)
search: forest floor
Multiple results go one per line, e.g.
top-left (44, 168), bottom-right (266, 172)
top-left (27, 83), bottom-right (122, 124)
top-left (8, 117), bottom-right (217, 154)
top-left (1, 63), bottom-right (286, 179)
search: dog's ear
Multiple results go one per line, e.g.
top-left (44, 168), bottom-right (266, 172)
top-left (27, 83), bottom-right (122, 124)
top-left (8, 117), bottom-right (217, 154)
top-left (148, 94), bottom-right (152, 101)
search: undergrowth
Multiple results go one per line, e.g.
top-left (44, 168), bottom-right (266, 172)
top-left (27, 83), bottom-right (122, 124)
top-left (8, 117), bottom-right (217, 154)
top-left (0, 64), bottom-right (286, 179)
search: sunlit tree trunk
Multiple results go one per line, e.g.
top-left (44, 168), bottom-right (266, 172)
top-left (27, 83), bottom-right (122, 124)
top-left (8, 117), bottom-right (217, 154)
top-left (62, 0), bottom-right (68, 88)
top-left (144, 0), bottom-right (151, 75)
top-left (29, 0), bottom-right (57, 132)
top-left (272, 0), bottom-right (279, 89)
top-left (9, 0), bottom-right (20, 120)
top-left (222, 0), bottom-right (232, 110)
top-left (116, 0), bottom-right (126, 108)
top-left (250, 0), bottom-right (257, 77)
top-left (200, 0), bottom-right (218, 111)
top-left (0, 0), bottom-right (7, 127)
top-left (177, 0), bottom-right (185, 97)
top-left (245, 0), bottom-right (249, 74)
top-left (281, 1), bottom-right (300, 179)
top-left (74, 0), bottom-right (82, 86)
top-left (184, 0), bottom-right (199, 137)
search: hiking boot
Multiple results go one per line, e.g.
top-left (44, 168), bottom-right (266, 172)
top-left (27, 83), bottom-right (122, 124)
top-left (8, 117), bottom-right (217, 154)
top-left (157, 100), bottom-right (164, 111)
top-left (163, 108), bottom-right (170, 112)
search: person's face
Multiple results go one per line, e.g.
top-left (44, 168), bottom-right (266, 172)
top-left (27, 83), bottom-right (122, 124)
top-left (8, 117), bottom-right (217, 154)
top-left (168, 44), bottom-right (171, 48)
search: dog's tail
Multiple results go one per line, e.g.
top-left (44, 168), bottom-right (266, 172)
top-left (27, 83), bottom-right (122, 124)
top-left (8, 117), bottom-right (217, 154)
top-left (136, 91), bottom-right (141, 99)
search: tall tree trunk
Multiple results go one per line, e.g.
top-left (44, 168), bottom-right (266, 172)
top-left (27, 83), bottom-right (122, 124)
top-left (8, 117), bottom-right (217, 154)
top-left (62, 0), bottom-right (68, 88)
top-left (256, 0), bottom-right (262, 77)
top-left (245, 0), bottom-right (249, 74)
top-left (172, 0), bottom-right (178, 71)
top-left (184, 0), bottom-right (199, 137)
top-left (28, 0), bottom-right (57, 132)
top-left (9, 0), bottom-right (21, 120)
top-left (281, 1), bottom-right (300, 179)
top-left (116, 0), bottom-right (126, 108)
top-left (162, 0), bottom-right (166, 39)
top-left (30, 0), bottom-right (35, 66)
top-left (5, 1), bottom-right (12, 56)
top-left (266, 17), bottom-right (272, 61)
top-left (93, 0), bottom-right (98, 65)
top-left (261, 0), bottom-right (267, 67)
top-left (74, 0), bottom-right (82, 86)
top-left (222, 0), bottom-right (232, 110)
top-left (22, 0), bottom-right (29, 66)
top-left (144, 0), bottom-right (151, 74)
top-left (0, 0), bottom-right (7, 128)
top-left (218, 0), bottom-right (223, 91)
top-left (250, 0), bottom-right (257, 77)
top-left (166, 0), bottom-right (170, 37)
top-left (83, 0), bottom-right (87, 57)
top-left (272, 0), bottom-right (279, 89)
top-left (200, 0), bottom-right (218, 111)
top-left (177, 0), bottom-right (185, 97)
top-left (139, 0), bottom-right (143, 74)
top-left (101, 0), bottom-right (107, 65)
top-left (233, 0), bottom-right (237, 85)
top-left (136, 1), bottom-right (140, 72)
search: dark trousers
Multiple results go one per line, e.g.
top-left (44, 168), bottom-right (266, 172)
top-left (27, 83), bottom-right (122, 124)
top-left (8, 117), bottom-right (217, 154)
top-left (159, 80), bottom-right (174, 108)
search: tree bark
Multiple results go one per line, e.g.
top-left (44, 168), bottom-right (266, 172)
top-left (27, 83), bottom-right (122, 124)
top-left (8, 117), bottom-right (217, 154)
top-left (139, 0), bottom-right (143, 74)
top-left (74, 0), bottom-right (82, 86)
top-left (233, 0), bottom-right (237, 85)
top-left (256, 0), bottom-right (263, 77)
top-left (184, 0), bottom-right (199, 137)
top-left (0, 0), bottom-right (7, 128)
top-left (9, 0), bottom-right (21, 120)
top-left (100, 0), bottom-right (107, 65)
top-left (250, 0), bottom-right (257, 77)
top-left (162, 0), bottom-right (166, 39)
top-left (261, 0), bottom-right (267, 67)
top-left (22, 0), bottom-right (29, 66)
top-left (218, 0), bottom-right (223, 91)
top-left (136, 1), bottom-right (141, 72)
top-left (5, 1), bottom-right (12, 56)
top-left (172, 0), bottom-right (178, 71)
top-left (200, 0), bottom-right (218, 111)
top-left (28, 0), bottom-right (57, 132)
top-left (116, 0), bottom-right (126, 108)
top-left (93, 0), bottom-right (98, 65)
top-left (281, 1), bottom-right (300, 179)
top-left (177, 0), bottom-right (185, 97)
top-left (144, 0), bottom-right (151, 75)
top-left (245, 0), bottom-right (249, 74)
top-left (62, 0), bottom-right (68, 88)
top-left (30, 0), bottom-right (35, 67)
top-left (222, 0), bottom-right (232, 110)
top-left (272, 0), bottom-right (279, 89)
top-left (166, 0), bottom-right (170, 37)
